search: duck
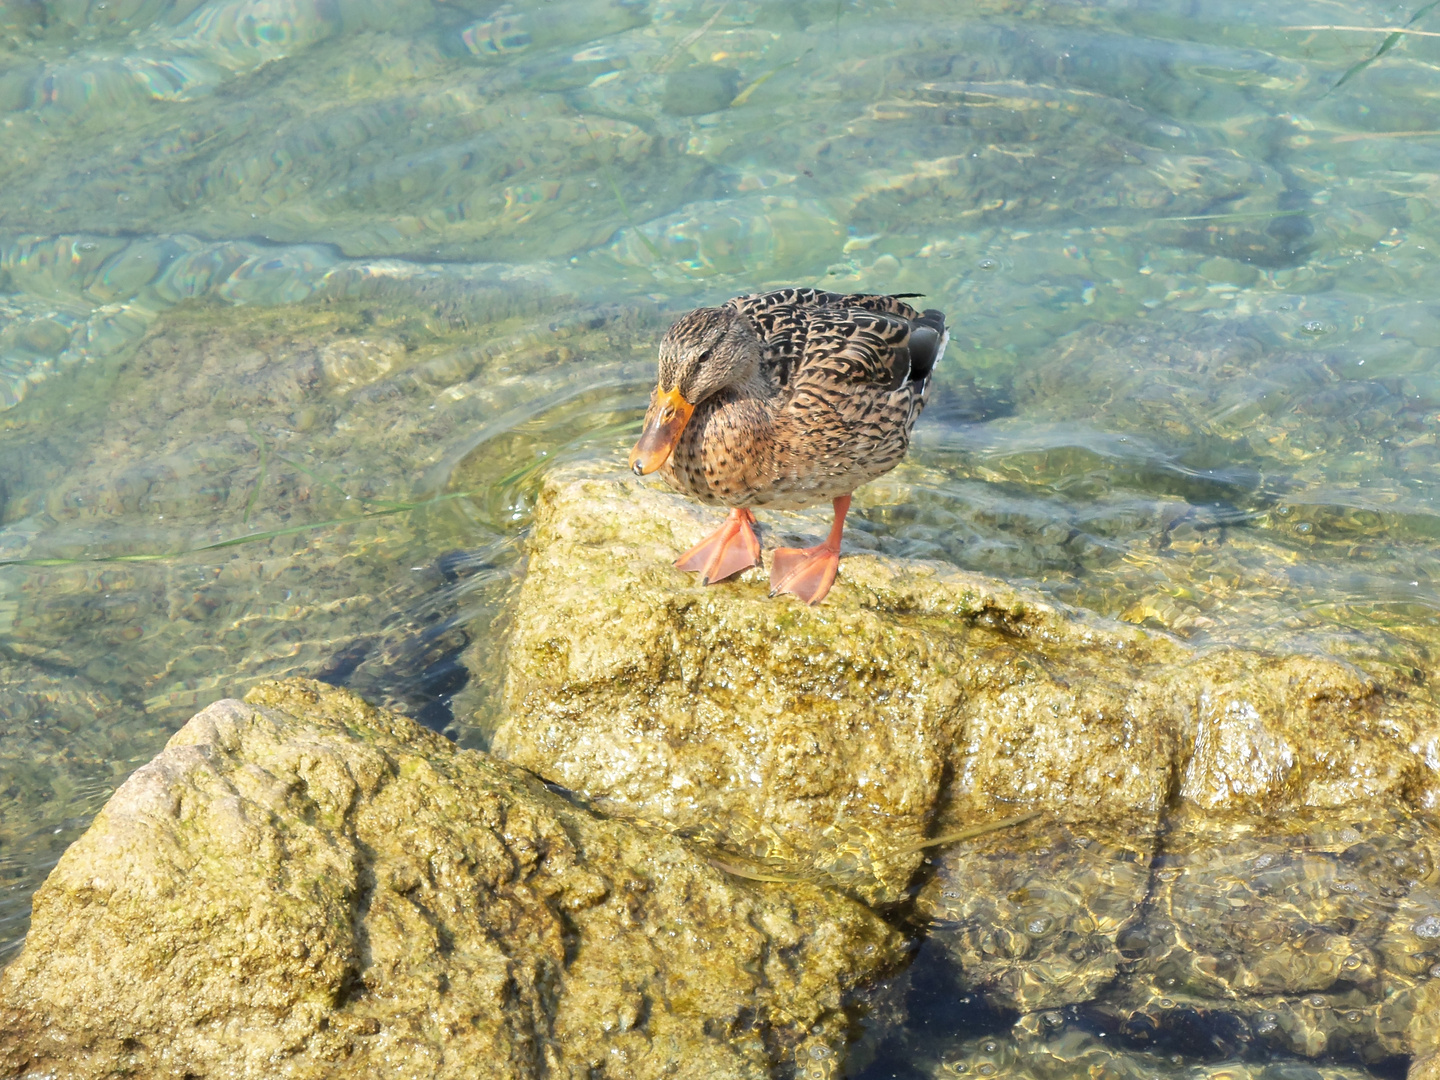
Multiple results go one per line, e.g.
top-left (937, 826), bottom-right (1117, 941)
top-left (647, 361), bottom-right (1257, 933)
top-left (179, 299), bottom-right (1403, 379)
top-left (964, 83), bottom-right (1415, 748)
top-left (628, 288), bottom-right (948, 604)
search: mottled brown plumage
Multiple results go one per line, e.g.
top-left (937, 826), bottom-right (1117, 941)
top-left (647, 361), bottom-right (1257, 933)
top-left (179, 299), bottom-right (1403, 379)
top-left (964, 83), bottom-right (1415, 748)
top-left (629, 288), bottom-right (948, 603)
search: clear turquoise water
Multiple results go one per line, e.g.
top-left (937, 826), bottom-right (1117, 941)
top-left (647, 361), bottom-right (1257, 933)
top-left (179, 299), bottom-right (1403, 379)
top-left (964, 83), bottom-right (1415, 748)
top-left (0, 0), bottom-right (1438, 1073)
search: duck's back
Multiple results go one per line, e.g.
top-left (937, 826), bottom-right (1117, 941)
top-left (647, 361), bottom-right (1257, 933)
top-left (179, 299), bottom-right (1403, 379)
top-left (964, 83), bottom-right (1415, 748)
top-left (726, 289), bottom-right (945, 398)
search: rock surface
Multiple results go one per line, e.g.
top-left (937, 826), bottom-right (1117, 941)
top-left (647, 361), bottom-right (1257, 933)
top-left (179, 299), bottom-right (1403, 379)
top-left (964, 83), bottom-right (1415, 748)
top-left (0, 678), bottom-right (902, 1080)
top-left (492, 465), bottom-right (1440, 906)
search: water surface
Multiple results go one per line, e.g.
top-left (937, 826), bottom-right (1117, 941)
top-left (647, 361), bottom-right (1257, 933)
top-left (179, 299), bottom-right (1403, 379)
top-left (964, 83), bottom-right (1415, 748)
top-left (1, 0), bottom-right (1438, 1073)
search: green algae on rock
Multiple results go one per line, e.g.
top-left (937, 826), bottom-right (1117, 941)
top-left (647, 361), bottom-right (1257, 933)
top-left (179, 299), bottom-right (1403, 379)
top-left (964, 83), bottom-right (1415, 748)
top-left (0, 678), bottom-right (903, 1080)
top-left (494, 463), bottom-right (1187, 906)
top-left (492, 464), bottom-right (1440, 910)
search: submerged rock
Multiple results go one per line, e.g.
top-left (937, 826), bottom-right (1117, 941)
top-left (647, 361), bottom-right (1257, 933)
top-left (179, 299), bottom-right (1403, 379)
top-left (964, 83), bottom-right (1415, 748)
top-left (0, 678), bottom-right (902, 1080)
top-left (662, 65), bottom-right (740, 116)
top-left (914, 820), bottom-right (1152, 1013)
top-left (0, 295), bottom-right (655, 741)
top-left (1091, 807), bottom-right (1440, 1068)
top-left (0, 661), bottom-right (131, 960)
top-left (491, 464), bottom-right (1440, 906)
top-left (889, 1022), bottom-right (1387, 1080)
top-left (907, 805), bottom-right (1440, 1071)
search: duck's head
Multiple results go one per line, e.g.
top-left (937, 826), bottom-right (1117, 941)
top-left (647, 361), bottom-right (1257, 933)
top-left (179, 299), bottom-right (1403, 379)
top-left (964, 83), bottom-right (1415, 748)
top-left (629, 306), bottom-right (760, 476)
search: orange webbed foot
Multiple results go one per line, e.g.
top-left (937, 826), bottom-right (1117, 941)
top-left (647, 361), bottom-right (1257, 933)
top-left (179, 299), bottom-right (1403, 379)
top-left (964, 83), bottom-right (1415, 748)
top-left (767, 494), bottom-right (852, 606)
top-left (675, 508), bottom-right (762, 585)
top-left (768, 544), bottom-right (841, 605)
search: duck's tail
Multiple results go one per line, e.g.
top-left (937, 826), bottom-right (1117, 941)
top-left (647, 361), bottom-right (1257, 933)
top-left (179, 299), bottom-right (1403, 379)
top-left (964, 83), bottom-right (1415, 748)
top-left (907, 309), bottom-right (948, 388)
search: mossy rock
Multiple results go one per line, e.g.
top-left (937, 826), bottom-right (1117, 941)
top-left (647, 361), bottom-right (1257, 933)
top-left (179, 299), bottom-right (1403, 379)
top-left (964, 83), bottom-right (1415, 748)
top-left (492, 464), bottom-right (1440, 908)
top-left (0, 679), bottom-right (902, 1080)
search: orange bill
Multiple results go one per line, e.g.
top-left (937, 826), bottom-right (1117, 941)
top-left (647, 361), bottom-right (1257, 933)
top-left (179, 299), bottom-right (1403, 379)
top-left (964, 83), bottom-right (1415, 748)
top-left (629, 386), bottom-right (695, 475)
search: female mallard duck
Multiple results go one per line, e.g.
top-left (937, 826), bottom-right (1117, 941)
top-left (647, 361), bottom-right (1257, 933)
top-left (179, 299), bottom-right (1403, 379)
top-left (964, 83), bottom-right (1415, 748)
top-left (629, 288), bottom-right (948, 604)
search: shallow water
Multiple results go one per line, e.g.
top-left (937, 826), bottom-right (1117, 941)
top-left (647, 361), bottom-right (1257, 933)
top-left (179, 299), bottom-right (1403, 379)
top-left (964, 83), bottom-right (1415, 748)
top-left (1, 0), bottom-right (1438, 1072)
top-left (852, 807), bottom-right (1440, 1079)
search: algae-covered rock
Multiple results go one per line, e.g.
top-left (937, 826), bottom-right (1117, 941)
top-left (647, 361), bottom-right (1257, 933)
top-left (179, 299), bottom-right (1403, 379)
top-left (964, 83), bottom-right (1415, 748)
top-left (0, 678), bottom-right (902, 1080)
top-left (494, 463), bottom-right (1189, 905)
top-left (1171, 651), bottom-right (1437, 815)
top-left (492, 465), bottom-right (1440, 910)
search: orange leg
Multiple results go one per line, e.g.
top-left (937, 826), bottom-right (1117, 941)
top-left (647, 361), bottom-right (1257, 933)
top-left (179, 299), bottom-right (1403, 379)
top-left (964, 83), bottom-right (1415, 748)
top-left (675, 507), bottom-right (762, 585)
top-left (769, 495), bottom-right (851, 605)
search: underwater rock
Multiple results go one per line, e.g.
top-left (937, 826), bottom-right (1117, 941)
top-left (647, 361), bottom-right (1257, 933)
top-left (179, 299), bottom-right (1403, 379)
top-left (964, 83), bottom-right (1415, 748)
top-left (1017, 312), bottom-right (1439, 503)
top-left (493, 464), bottom-right (1440, 908)
top-left (891, 1022), bottom-right (1386, 1080)
top-left (915, 821), bottom-right (1152, 1013)
top-left (0, 660), bottom-right (131, 956)
top-left (0, 296), bottom-right (651, 724)
top-left (1003, 307), bottom-right (1440, 659)
top-left (1089, 807), bottom-right (1440, 1068)
top-left (662, 65), bottom-right (740, 116)
top-left (909, 804), bottom-right (1440, 1069)
top-left (0, 678), bottom-right (902, 1080)
top-left (0, 63), bottom-right (713, 263)
top-left (604, 194), bottom-right (846, 283)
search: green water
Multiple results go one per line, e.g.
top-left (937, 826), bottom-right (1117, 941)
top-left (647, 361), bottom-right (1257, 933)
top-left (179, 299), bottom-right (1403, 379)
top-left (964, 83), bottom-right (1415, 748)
top-left (0, 0), bottom-right (1438, 1073)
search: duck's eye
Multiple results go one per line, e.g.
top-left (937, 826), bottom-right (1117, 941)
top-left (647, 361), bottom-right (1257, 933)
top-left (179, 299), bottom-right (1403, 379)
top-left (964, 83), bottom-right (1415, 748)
top-left (697, 350), bottom-right (712, 364)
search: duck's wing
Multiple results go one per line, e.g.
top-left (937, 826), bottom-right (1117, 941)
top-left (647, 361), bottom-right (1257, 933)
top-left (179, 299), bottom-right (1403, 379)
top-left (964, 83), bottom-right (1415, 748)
top-left (791, 305), bottom-right (946, 398)
top-left (728, 288), bottom-right (928, 323)
top-left (759, 302), bottom-right (946, 479)
top-left (725, 289), bottom-right (945, 394)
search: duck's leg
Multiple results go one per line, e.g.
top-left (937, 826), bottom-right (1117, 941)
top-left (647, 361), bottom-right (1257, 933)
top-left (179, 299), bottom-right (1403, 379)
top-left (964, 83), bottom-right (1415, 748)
top-left (675, 507), bottom-right (762, 585)
top-left (769, 495), bottom-right (851, 605)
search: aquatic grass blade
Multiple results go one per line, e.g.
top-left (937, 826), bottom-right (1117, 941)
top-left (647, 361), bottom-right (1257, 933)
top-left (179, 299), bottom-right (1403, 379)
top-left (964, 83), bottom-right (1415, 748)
top-left (242, 422), bottom-right (268, 527)
top-left (1327, 0), bottom-right (1440, 92)
top-left (578, 118), bottom-right (665, 262)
